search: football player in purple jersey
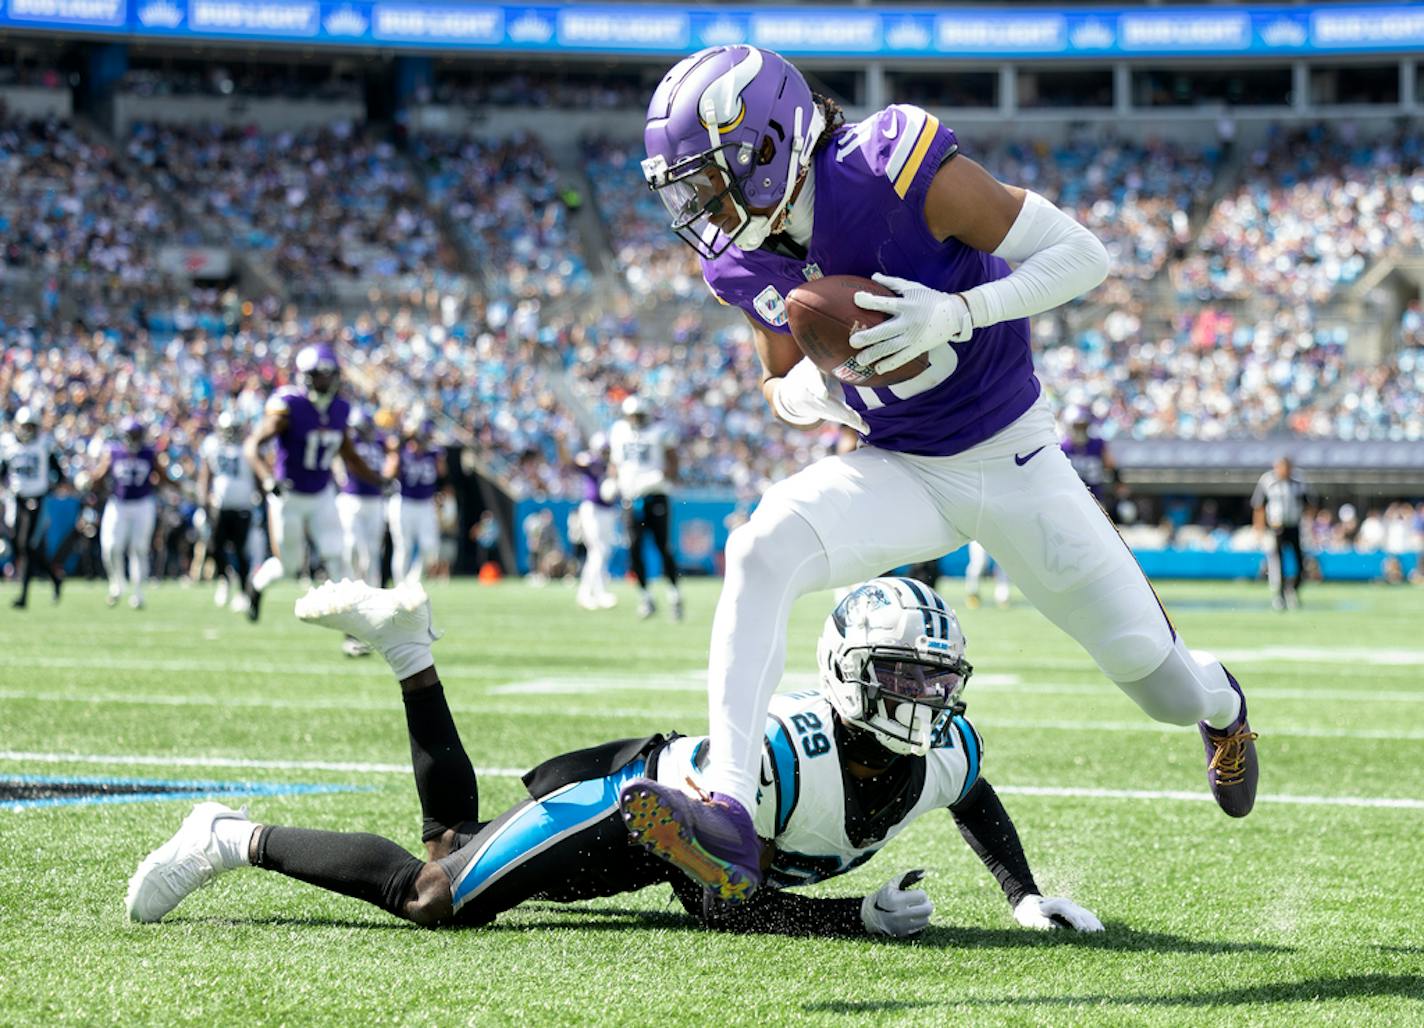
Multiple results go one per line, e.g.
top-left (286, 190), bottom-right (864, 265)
top-left (1060, 406), bottom-right (1116, 502)
top-left (383, 414), bottom-right (446, 587)
top-left (89, 417), bottom-right (164, 610)
top-left (242, 344), bottom-right (384, 623)
top-left (620, 46), bottom-right (1257, 903)
top-left (335, 407), bottom-right (389, 590)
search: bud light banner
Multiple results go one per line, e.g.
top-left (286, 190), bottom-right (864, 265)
top-left (2, 2), bottom-right (1423, 58)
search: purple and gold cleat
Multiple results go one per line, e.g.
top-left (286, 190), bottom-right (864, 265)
top-left (619, 778), bottom-right (763, 903)
top-left (1200, 674), bottom-right (1259, 818)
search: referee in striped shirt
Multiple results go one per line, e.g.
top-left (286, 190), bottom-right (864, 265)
top-left (1251, 456), bottom-right (1309, 610)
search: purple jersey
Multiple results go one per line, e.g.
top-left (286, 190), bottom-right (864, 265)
top-left (702, 105), bottom-right (1039, 457)
top-left (268, 386), bottom-right (351, 495)
top-left (575, 453), bottom-right (613, 508)
top-left (397, 444), bottom-right (439, 501)
top-left (109, 442), bottom-right (156, 501)
top-left (342, 435), bottom-right (386, 497)
top-left (1062, 436), bottom-right (1110, 496)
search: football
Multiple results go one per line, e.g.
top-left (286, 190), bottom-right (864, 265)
top-left (785, 275), bottom-right (929, 388)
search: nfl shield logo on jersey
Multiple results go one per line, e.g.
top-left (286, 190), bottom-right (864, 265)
top-left (753, 285), bottom-right (789, 327)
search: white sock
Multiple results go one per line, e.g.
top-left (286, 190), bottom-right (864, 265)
top-left (212, 814), bottom-right (258, 869)
top-left (382, 641), bottom-right (434, 680)
top-left (702, 511), bottom-right (829, 809)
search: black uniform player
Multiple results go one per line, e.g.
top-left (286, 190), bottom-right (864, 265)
top-left (2, 407), bottom-right (65, 607)
top-left (126, 578), bottom-right (1101, 937)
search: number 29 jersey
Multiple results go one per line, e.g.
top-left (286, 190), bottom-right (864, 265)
top-left (654, 689), bottom-right (983, 889)
top-left (267, 387), bottom-right (350, 495)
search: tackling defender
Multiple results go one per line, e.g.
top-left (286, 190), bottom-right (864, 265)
top-left (242, 345), bottom-right (384, 623)
top-left (126, 577), bottom-right (1101, 939)
top-left (630, 45), bottom-right (1258, 901)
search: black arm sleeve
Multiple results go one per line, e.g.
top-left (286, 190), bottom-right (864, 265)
top-left (949, 778), bottom-right (1040, 908)
top-left (670, 876), bottom-right (865, 937)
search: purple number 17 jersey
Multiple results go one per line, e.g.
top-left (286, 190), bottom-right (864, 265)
top-left (267, 386), bottom-right (351, 495)
top-left (701, 105), bottom-right (1040, 458)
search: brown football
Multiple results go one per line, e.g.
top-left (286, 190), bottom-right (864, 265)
top-left (785, 275), bottom-right (928, 388)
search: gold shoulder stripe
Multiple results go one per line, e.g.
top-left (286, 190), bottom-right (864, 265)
top-left (892, 113), bottom-right (940, 199)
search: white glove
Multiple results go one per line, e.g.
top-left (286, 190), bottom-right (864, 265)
top-left (851, 272), bottom-right (973, 375)
top-left (1013, 894), bottom-right (1104, 932)
top-left (192, 507), bottom-right (208, 531)
top-left (861, 869), bottom-right (933, 938)
top-left (598, 478), bottom-right (619, 504)
top-left (771, 356), bottom-right (869, 434)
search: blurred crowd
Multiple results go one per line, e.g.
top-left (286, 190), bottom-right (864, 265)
top-left (3, 82), bottom-right (1423, 512)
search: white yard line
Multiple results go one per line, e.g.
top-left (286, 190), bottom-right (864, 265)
top-left (1, 749), bottom-right (1419, 810)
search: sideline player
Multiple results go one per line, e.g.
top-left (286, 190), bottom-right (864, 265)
top-left (125, 577), bottom-right (1101, 938)
top-left (335, 407), bottom-right (387, 588)
top-left (385, 415), bottom-right (444, 586)
top-left (633, 45), bottom-right (1257, 899)
top-left (610, 396), bottom-right (682, 620)
top-left (574, 432), bottom-right (618, 610)
top-left (90, 417), bottom-right (162, 610)
top-left (243, 345), bottom-right (384, 623)
top-left (1061, 406), bottom-right (1115, 502)
top-left (198, 412), bottom-right (258, 610)
top-left (2, 407), bottom-right (65, 607)
top-left (964, 541), bottom-right (1010, 610)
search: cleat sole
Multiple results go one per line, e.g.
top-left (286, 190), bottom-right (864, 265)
top-left (619, 786), bottom-right (753, 903)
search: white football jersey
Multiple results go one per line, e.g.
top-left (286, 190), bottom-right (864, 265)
top-left (1, 433), bottom-right (56, 498)
top-left (655, 690), bottom-right (982, 888)
top-left (201, 436), bottom-right (257, 510)
top-left (608, 419), bottom-right (673, 499)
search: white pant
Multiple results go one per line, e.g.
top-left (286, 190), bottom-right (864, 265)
top-left (703, 396), bottom-right (1241, 807)
top-left (577, 501), bottom-right (618, 603)
top-left (101, 496), bottom-right (156, 597)
top-left (389, 495), bottom-right (438, 584)
top-left (337, 493), bottom-right (386, 586)
top-left (965, 540), bottom-right (1010, 604)
top-left (267, 488), bottom-right (343, 578)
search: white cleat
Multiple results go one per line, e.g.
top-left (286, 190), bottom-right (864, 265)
top-left (296, 579), bottom-right (441, 678)
top-left (214, 579), bottom-right (230, 608)
top-left (342, 635), bottom-right (373, 658)
top-left (129, 594), bottom-right (145, 610)
top-left (229, 592), bottom-right (251, 614)
top-left (125, 802), bottom-right (250, 923)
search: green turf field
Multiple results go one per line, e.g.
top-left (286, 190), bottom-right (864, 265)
top-left (3, 577), bottom-right (1423, 1025)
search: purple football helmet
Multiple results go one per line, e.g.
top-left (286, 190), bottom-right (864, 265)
top-left (643, 46), bottom-right (824, 259)
top-left (296, 344), bottom-right (340, 403)
top-left (119, 416), bottom-right (144, 445)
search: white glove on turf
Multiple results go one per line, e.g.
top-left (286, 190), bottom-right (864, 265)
top-left (1013, 894), bottom-right (1104, 932)
top-left (861, 869), bottom-right (933, 937)
top-left (851, 272), bottom-right (973, 375)
top-left (771, 356), bottom-right (869, 434)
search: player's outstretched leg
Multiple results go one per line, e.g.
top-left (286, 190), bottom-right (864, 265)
top-left (1197, 670), bottom-right (1258, 818)
top-left (125, 801), bottom-right (256, 922)
top-left (618, 779), bottom-right (761, 904)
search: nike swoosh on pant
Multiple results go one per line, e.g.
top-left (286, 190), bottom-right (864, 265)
top-left (1014, 446), bottom-right (1047, 466)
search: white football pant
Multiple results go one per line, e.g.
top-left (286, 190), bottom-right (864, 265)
top-left (965, 540), bottom-right (1011, 606)
top-left (389, 495), bottom-right (439, 584)
top-left (261, 488), bottom-right (343, 586)
top-left (101, 496), bottom-right (156, 599)
top-left (577, 500), bottom-right (618, 605)
top-left (703, 395), bottom-right (1244, 809)
top-left (337, 493), bottom-right (386, 586)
